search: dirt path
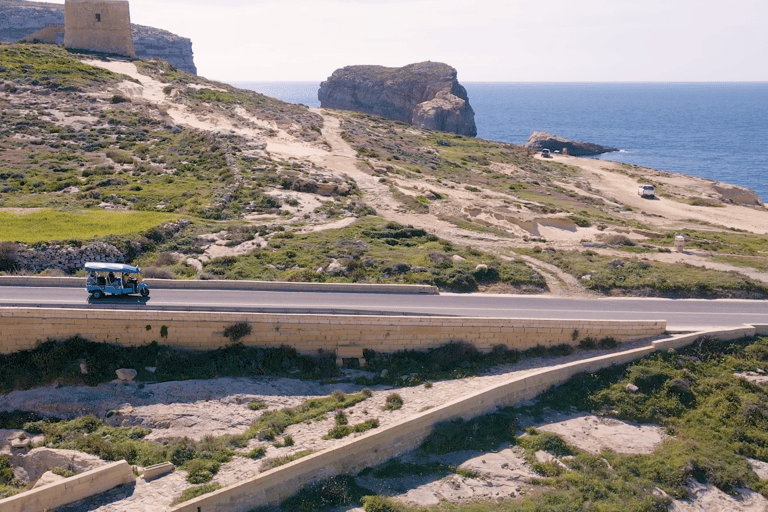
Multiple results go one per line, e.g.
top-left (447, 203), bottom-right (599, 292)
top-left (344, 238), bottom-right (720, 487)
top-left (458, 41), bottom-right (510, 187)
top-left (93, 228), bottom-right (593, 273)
top-left (555, 155), bottom-right (768, 235)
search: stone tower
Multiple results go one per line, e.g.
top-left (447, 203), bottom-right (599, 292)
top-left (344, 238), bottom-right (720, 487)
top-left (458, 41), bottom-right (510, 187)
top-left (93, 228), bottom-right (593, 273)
top-left (64, 0), bottom-right (135, 58)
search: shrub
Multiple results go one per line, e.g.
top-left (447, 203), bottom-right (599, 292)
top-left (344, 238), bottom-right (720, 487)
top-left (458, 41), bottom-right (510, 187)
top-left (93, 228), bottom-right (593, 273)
top-left (0, 242), bottom-right (21, 272)
top-left (281, 475), bottom-right (373, 512)
top-left (247, 446), bottom-right (265, 459)
top-left (362, 495), bottom-right (405, 512)
top-left (383, 393), bottom-right (403, 411)
top-left (143, 266), bottom-right (175, 279)
top-left (171, 483), bottom-right (222, 505)
top-left (248, 400), bottom-right (267, 411)
top-left (181, 458), bottom-right (220, 484)
top-left (223, 322), bottom-right (252, 343)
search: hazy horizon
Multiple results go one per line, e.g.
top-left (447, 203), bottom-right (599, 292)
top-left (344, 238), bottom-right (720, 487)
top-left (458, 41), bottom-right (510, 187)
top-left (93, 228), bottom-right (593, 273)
top-left (43, 0), bottom-right (768, 84)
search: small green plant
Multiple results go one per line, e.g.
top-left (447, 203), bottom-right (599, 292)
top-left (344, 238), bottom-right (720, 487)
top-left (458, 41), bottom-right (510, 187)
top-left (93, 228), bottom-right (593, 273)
top-left (323, 419), bottom-right (379, 440)
top-left (261, 449), bottom-right (314, 470)
top-left (246, 446), bottom-right (266, 459)
top-left (171, 483), bottom-right (223, 505)
top-left (383, 393), bottom-right (403, 411)
top-left (361, 495), bottom-right (406, 512)
top-left (248, 400), bottom-right (267, 411)
top-left (223, 322), bottom-right (252, 343)
top-left (273, 435), bottom-right (294, 448)
top-left (335, 410), bottom-right (348, 426)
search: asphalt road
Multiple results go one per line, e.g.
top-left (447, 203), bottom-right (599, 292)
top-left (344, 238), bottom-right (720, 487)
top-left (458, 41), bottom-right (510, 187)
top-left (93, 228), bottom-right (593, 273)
top-left (1, 286), bottom-right (766, 331)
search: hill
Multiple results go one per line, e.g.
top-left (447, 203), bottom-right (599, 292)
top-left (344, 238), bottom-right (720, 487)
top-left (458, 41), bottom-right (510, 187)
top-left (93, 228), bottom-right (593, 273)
top-left (0, 42), bottom-right (767, 298)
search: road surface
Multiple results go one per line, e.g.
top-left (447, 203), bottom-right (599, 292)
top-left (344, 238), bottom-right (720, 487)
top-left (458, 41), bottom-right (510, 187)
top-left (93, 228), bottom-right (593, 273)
top-left (1, 286), bottom-right (766, 332)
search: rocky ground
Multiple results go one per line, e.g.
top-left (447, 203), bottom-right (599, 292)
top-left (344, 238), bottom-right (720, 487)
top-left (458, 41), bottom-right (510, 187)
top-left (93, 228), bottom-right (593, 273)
top-left (4, 341), bottom-right (768, 511)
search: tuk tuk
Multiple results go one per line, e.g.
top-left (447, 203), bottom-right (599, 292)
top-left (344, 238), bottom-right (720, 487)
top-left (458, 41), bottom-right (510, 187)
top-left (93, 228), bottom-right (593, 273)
top-left (85, 262), bottom-right (149, 299)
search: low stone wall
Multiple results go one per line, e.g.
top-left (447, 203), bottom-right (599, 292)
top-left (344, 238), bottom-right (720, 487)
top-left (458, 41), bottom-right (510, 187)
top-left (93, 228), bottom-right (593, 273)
top-left (171, 325), bottom-right (763, 512)
top-left (0, 308), bottom-right (665, 357)
top-left (0, 276), bottom-right (438, 294)
top-left (0, 460), bottom-right (134, 512)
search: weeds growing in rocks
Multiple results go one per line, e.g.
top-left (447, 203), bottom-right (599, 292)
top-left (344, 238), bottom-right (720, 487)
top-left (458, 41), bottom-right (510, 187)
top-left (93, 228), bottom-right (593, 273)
top-left (245, 391), bottom-right (371, 441)
top-left (171, 483), bottom-right (223, 505)
top-left (383, 393), bottom-right (403, 411)
top-left (260, 449), bottom-right (315, 471)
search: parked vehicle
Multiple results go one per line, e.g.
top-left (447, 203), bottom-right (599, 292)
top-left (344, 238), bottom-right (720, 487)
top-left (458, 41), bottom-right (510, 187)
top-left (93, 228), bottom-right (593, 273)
top-left (85, 262), bottom-right (149, 299)
top-left (638, 184), bottom-right (655, 198)
top-left (541, 148), bottom-right (551, 158)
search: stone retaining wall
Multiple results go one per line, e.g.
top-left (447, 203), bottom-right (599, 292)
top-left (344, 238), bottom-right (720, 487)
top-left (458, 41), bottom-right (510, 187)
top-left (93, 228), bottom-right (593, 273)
top-left (0, 308), bottom-right (665, 357)
top-left (171, 325), bottom-right (763, 512)
top-left (0, 460), bottom-right (134, 512)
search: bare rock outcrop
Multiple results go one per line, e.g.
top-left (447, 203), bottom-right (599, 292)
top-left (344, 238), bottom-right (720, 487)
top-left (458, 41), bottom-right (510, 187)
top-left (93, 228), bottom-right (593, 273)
top-left (524, 131), bottom-right (618, 156)
top-left (318, 61), bottom-right (477, 137)
top-left (0, 0), bottom-right (197, 74)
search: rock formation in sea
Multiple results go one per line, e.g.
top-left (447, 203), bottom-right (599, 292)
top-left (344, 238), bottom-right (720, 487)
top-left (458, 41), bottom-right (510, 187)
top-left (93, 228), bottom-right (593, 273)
top-left (0, 0), bottom-right (197, 74)
top-left (523, 131), bottom-right (618, 156)
top-left (318, 61), bottom-right (477, 137)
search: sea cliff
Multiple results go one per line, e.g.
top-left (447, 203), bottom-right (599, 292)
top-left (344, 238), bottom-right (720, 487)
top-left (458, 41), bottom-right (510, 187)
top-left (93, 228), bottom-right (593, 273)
top-left (318, 61), bottom-right (477, 137)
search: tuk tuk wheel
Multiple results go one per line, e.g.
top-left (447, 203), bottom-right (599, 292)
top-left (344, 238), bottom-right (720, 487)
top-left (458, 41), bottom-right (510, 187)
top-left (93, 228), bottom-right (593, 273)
top-left (140, 288), bottom-right (150, 297)
top-left (92, 290), bottom-right (104, 300)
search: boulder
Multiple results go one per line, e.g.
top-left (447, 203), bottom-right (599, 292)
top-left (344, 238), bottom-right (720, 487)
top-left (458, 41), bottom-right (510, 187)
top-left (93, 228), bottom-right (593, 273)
top-left (116, 369), bottom-right (137, 382)
top-left (319, 61), bottom-right (476, 137)
top-left (523, 131), bottom-right (618, 156)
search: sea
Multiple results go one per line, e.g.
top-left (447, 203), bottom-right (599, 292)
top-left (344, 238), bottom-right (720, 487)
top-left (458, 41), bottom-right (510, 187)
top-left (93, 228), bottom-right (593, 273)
top-left (230, 81), bottom-right (768, 202)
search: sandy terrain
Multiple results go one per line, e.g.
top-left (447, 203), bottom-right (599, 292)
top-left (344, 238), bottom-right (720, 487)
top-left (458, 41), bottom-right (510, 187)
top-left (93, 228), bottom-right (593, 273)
top-left (71, 59), bottom-right (768, 296)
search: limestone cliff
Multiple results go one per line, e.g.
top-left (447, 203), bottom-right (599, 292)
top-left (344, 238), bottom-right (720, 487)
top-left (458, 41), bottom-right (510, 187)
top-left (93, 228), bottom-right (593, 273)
top-left (318, 61), bottom-right (477, 137)
top-left (523, 131), bottom-right (618, 157)
top-left (0, 0), bottom-right (196, 74)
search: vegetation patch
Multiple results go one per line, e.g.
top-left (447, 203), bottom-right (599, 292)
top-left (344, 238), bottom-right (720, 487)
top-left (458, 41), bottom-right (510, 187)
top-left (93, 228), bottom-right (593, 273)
top-left (245, 390), bottom-right (370, 441)
top-left (261, 449), bottom-right (315, 470)
top-left (519, 248), bottom-right (768, 299)
top-left (359, 341), bottom-right (576, 387)
top-left (171, 483), bottom-right (223, 505)
top-left (0, 337), bottom-right (339, 393)
top-left (324, 419), bottom-right (380, 439)
top-left (280, 475), bottom-right (374, 512)
top-left (0, 209), bottom-right (177, 244)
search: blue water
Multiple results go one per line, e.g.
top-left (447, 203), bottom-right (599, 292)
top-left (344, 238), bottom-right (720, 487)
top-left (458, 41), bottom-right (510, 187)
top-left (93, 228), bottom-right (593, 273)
top-left (232, 81), bottom-right (768, 202)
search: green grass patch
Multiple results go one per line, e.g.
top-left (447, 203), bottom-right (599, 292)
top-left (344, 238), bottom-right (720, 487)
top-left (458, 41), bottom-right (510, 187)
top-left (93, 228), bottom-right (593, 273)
top-left (0, 43), bottom-right (119, 91)
top-left (519, 248), bottom-right (768, 299)
top-left (323, 419), bottom-right (379, 439)
top-left (171, 483), bottom-right (223, 505)
top-left (0, 209), bottom-right (177, 244)
top-left (261, 449), bottom-right (315, 470)
top-left (245, 391), bottom-right (370, 441)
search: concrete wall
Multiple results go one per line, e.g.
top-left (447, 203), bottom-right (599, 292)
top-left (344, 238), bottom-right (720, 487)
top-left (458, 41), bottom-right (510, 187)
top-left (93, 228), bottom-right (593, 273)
top-left (0, 308), bottom-right (666, 357)
top-left (0, 460), bottom-right (134, 512)
top-left (171, 326), bottom-right (762, 512)
top-left (64, 0), bottom-right (135, 58)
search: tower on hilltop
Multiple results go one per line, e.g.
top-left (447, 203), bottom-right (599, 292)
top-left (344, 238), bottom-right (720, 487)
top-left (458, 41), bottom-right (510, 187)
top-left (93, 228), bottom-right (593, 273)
top-left (64, 0), bottom-right (136, 58)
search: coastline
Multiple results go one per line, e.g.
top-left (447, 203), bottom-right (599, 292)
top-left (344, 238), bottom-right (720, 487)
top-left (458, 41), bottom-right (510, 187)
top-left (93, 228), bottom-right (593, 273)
top-left (228, 81), bottom-right (768, 203)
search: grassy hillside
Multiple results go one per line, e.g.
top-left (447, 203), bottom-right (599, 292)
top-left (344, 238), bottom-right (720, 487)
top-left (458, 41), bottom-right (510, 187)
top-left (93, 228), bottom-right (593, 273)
top-left (1, 42), bottom-right (766, 296)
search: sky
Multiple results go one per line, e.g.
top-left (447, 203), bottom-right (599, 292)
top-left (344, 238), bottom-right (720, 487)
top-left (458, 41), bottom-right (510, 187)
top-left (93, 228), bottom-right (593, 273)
top-left (46, 0), bottom-right (768, 83)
